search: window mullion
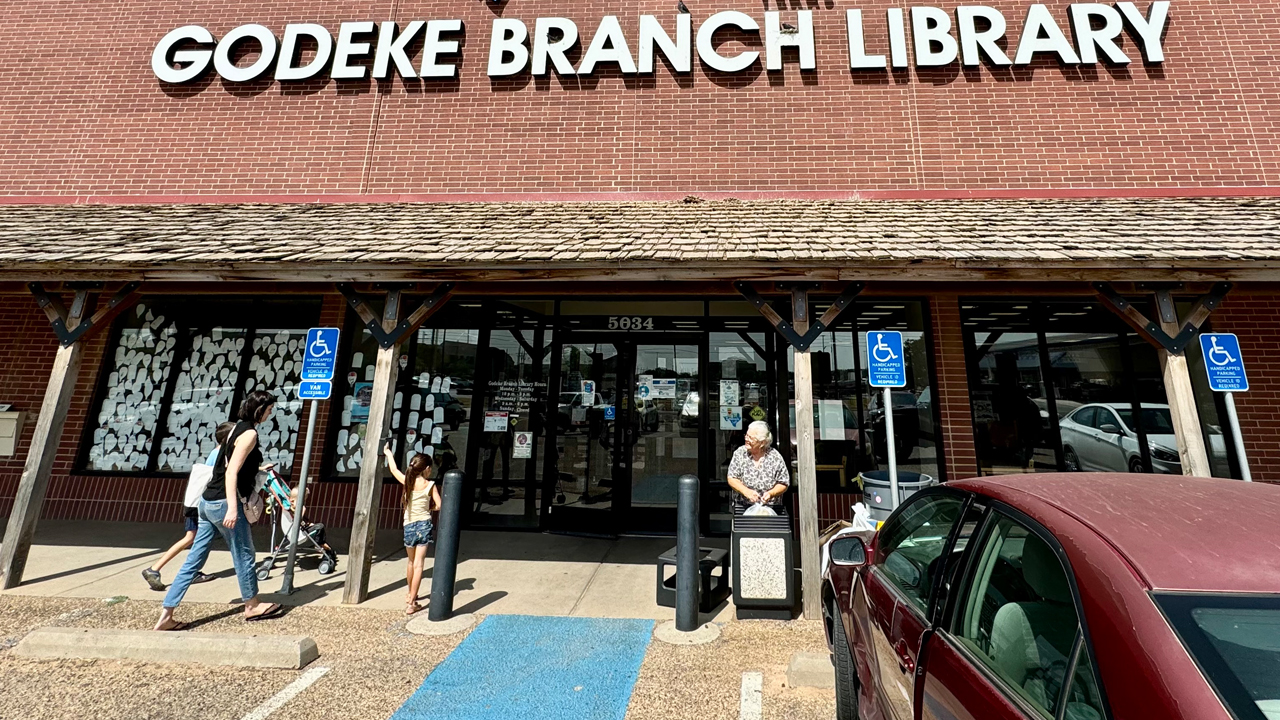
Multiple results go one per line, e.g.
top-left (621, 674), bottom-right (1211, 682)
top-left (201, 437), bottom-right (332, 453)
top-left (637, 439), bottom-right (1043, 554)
top-left (146, 317), bottom-right (190, 473)
top-left (228, 326), bottom-right (258, 423)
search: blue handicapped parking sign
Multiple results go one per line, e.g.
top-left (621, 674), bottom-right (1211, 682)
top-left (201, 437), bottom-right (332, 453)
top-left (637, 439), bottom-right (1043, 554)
top-left (866, 331), bottom-right (906, 388)
top-left (1199, 333), bottom-right (1248, 392)
top-left (302, 327), bottom-right (340, 381)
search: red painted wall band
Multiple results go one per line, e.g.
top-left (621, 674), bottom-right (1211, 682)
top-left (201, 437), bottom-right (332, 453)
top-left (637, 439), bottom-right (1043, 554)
top-left (2, 187), bottom-right (1280, 206)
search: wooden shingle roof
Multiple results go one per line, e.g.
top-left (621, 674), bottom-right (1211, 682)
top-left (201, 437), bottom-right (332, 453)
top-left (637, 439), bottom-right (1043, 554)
top-left (1, 197), bottom-right (1278, 281)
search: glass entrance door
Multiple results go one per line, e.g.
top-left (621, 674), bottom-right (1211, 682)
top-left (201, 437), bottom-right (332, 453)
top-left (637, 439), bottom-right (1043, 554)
top-left (546, 335), bottom-right (701, 535)
top-left (628, 343), bottom-right (700, 532)
top-left (548, 339), bottom-right (623, 535)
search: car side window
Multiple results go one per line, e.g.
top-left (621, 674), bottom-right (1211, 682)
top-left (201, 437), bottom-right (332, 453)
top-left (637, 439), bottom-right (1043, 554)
top-left (952, 513), bottom-right (1082, 719)
top-left (874, 494), bottom-right (965, 614)
top-left (1096, 409), bottom-right (1119, 430)
top-left (1072, 407), bottom-right (1096, 428)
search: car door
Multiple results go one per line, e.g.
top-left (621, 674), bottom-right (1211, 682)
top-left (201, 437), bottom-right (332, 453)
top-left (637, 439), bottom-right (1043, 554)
top-left (854, 490), bottom-right (969, 720)
top-left (1091, 408), bottom-right (1129, 472)
top-left (919, 505), bottom-right (1111, 720)
top-left (1060, 407), bottom-right (1096, 471)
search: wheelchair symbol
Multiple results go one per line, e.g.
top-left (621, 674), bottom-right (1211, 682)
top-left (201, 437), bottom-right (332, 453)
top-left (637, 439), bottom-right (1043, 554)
top-left (309, 336), bottom-right (333, 357)
top-left (871, 333), bottom-right (899, 363)
top-left (1207, 337), bottom-right (1237, 366)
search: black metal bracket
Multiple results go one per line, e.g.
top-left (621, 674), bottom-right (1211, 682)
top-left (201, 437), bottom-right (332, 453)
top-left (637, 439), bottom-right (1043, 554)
top-left (734, 281), bottom-right (865, 351)
top-left (1093, 281), bottom-right (1232, 355)
top-left (29, 281), bottom-right (143, 347)
top-left (336, 283), bottom-right (456, 349)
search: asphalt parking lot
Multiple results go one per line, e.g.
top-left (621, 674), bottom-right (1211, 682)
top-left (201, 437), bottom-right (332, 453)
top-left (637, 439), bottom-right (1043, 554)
top-left (0, 595), bottom-right (835, 720)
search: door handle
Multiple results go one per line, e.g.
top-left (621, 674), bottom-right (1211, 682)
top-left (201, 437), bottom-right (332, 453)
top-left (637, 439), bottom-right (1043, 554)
top-left (894, 639), bottom-right (915, 674)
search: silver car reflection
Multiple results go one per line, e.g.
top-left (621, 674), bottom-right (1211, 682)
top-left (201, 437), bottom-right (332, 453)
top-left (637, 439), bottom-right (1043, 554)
top-left (1058, 402), bottom-right (1222, 474)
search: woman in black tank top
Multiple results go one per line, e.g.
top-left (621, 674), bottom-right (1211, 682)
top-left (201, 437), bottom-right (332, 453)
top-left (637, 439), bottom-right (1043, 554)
top-left (155, 390), bottom-right (285, 630)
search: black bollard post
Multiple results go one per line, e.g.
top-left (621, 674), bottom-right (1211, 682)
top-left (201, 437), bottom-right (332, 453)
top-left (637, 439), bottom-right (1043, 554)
top-left (676, 473), bottom-right (700, 632)
top-left (428, 469), bottom-right (465, 622)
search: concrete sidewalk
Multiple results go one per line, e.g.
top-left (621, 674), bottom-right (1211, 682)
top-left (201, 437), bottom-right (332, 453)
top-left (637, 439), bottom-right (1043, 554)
top-left (1, 520), bottom-right (734, 620)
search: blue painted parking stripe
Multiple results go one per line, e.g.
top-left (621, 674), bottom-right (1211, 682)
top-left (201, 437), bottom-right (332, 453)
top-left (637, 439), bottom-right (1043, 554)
top-left (390, 615), bottom-right (654, 720)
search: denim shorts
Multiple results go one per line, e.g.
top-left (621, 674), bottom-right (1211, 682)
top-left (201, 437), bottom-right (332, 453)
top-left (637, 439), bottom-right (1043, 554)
top-left (404, 519), bottom-right (434, 548)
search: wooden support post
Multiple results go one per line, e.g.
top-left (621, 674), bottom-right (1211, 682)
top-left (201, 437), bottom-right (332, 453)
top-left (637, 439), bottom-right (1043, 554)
top-left (790, 286), bottom-right (822, 621)
top-left (1154, 290), bottom-right (1213, 477)
top-left (343, 290), bottom-right (403, 605)
top-left (1, 291), bottom-right (89, 589)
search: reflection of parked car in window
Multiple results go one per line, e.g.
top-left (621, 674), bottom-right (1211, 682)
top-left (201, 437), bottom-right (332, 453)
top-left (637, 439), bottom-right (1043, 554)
top-left (866, 390), bottom-right (919, 463)
top-left (557, 392), bottom-right (607, 431)
top-left (428, 392), bottom-right (467, 430)
top-left (1058, 402), bottom-right (1224, 474)
top-left (679, 391), bottom-right (699, 428)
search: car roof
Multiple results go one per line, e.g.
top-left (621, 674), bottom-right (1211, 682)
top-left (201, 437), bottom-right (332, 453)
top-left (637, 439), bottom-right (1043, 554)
top-left (951, 473), bottom-right (1280, 594)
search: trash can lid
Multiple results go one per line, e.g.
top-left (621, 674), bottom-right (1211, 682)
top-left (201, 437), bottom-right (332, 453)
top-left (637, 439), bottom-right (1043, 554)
top-left (859, 470), bottom-right (933, 485)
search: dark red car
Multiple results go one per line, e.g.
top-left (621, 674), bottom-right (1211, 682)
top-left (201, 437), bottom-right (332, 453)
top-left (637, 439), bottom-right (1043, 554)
top-left (822, 473), bottom-right (1280, 720)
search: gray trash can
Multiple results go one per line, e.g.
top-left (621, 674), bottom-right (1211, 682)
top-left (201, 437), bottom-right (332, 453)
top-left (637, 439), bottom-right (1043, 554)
top-left (731, 505), bottom-right (795, 620)
top-left (859, 471), bottom-right (937, 523)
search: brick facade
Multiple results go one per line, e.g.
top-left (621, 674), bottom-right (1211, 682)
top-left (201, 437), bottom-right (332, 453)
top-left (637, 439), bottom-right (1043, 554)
top-left (0, 0), bottom-right (1276, 196)
top-left (1207, 289), bottom-right (1280, 483)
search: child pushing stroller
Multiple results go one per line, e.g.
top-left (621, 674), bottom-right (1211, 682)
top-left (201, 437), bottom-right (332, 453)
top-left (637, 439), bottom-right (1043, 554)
top-left (255, 469), bottom-right (339, 581)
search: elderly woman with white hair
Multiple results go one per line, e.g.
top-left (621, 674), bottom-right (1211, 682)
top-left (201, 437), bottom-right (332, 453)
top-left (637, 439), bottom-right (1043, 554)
top-left (727, 421), bottom-right (790, 508)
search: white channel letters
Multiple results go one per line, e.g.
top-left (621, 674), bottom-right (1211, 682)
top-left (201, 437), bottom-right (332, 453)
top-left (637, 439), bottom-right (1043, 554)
top-left (152, 2), bottom-right (1171, 84)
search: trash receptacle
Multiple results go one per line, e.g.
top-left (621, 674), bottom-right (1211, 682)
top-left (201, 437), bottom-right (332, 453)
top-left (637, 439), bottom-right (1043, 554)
top-left (731, 505), bottom-right (795, 620)
top-left (858, 471), bottom-right (937, 523)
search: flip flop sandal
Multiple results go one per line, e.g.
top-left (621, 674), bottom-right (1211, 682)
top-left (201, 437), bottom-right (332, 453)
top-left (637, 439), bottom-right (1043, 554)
top-left (245, 603), bottom-right (283, 622)
top-left (157, 621), bottom-right (189, 632)
top-left (406, 602), bottom-right (423, 616)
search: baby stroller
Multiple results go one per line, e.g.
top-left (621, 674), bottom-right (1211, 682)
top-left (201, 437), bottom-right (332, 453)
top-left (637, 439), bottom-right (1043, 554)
top-left (256, 469), bottom-right (338, 581)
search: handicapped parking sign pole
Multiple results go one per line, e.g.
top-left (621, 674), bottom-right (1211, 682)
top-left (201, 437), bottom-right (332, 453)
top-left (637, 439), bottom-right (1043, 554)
top-left (1223, 392), bottom-right (1251, 482)
top-left (1198, 333), bottom-right (1251, 482)
top-left (867, 331), bottom-right (906, 509)
top-left (282, 328), bottom-right (340, 593)
top-left (281, 398), bottom-right (320, 594)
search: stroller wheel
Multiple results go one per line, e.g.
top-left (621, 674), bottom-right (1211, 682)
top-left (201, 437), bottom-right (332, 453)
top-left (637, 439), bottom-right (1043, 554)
top-left (256, 568), bottom-right (271, 581)
top-left (318, 559), bottom-right (334, 575)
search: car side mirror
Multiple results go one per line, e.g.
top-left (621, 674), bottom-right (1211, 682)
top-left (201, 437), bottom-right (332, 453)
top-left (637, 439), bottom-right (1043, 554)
top-left (1099, 423), bottom-right (1123, 436)
top-left (829, 536), bottom-right (867, 567)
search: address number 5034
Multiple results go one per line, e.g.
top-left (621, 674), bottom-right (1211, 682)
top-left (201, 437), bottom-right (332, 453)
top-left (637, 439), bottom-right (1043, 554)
top-left (607, 316), bottom-right (654, 330)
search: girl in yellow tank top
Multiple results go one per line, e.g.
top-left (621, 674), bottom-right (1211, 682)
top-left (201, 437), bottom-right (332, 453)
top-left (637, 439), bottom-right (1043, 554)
top-left (383, 443), bottom-right (441, 615)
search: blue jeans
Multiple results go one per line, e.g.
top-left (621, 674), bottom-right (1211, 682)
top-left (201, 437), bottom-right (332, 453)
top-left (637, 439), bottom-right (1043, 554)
top-left (163, 498), bottom-right (258, 608)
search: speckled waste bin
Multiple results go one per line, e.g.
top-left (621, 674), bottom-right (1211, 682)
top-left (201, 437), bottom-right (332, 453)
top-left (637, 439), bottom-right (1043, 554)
top-left (731, 505), bottom-right (796, 620)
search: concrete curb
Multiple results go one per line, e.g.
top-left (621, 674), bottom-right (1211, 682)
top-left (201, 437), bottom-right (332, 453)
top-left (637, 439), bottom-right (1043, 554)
top-left (786, 651), bottom-right (835, 688)
top-left (13, 627), bottom-right (319, 669)
top-left (405, 612), bottom-right (477, 636)
top-left (653, 620), bottom-right (721, 645)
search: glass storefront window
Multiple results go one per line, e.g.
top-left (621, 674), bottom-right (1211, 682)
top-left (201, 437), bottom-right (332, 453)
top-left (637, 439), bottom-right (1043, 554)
top-left (963, 299), bottom-right (1238, 477)
top-left (82, 299), bottom-right (320, 474)
top-left (707, 332), bottom-right (773, 534)
top-left (330, 305), bottom-right (479, 484)
top-left (785, 300), bottom-right (942, 493)
top-left (86, 304), bottom-right (177, 472)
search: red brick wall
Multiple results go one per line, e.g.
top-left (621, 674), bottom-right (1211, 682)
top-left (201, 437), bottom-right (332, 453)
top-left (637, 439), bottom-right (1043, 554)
top-left (1206, 288), bottom-right (1280, 484)
top-left (0, 0), bottom-right (1275, 195)
top-left (931, 294), bottom-right (978, 481)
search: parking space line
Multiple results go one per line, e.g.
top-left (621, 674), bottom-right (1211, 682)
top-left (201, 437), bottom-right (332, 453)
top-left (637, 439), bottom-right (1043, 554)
top-left (239, 666), bottom-right (330, 720)
top-left (739, 671), bottom-right (763, 720)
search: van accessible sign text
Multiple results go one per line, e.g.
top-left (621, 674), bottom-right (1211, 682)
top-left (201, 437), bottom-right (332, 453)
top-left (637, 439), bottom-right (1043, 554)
top-left (152, 2), bottom-right (1170, 84)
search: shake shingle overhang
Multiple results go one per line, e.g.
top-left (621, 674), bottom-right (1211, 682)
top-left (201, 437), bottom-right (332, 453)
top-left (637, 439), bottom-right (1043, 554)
top-left (1, 197), bottom-right (1279, 281)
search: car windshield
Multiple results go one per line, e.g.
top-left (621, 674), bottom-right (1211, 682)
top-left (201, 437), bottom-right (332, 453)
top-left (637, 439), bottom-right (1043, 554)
top-left (1156, 593), bottom-right (1280, 720)
top-left (1114, 407), bottom-right (1175, 433)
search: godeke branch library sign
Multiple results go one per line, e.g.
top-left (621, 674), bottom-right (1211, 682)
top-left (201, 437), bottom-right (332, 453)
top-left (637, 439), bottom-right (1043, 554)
top-left (153, 2), bottom-right (1171, 84)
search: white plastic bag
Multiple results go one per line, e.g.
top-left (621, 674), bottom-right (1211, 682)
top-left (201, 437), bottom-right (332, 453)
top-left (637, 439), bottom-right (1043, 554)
top-left (742, 503), bottom-right (777, 517)
top-left (850, 502), bottom-right (876, 532)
